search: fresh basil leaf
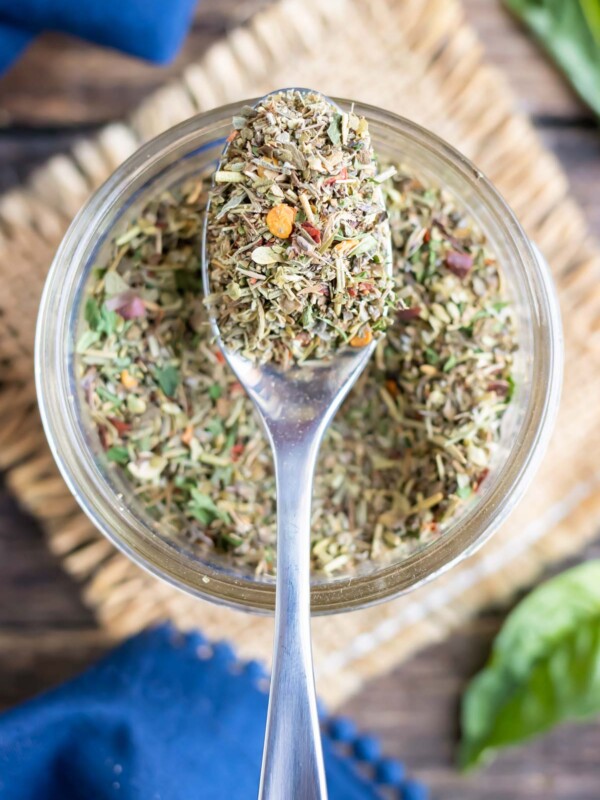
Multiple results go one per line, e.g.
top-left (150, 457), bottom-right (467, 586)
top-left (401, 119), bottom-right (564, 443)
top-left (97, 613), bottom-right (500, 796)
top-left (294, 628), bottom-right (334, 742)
top-left (504, 0), bottom-right (600, 115)
top-left (460, 561), bottom-right (600, 771)
top-left (156, 365), bottom-right (180, 397)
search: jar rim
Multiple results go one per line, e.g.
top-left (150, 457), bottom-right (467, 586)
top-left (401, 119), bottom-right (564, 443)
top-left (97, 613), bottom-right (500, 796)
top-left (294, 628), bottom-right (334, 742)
top-left (35, 99), bottom-right (563, 614)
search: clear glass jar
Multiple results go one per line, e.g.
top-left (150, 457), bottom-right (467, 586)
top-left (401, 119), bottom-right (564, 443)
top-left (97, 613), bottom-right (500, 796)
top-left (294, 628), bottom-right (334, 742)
top-left (36, 99), bottom-right (563, 614)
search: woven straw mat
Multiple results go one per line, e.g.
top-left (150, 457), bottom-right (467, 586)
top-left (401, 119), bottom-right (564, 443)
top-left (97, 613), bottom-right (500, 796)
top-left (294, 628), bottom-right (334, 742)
top-left (1, 0), bottom-right (600, 707)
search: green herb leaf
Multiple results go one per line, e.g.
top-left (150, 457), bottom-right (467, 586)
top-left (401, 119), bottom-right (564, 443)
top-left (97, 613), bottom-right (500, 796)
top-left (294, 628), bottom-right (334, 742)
top-left (506, 375), bottom-right (516, 402)
top-left (106, 446), bottom-right (129, 465)
top-left (205, 419), bottom-right (224, 437)
top-left (251, 246), bottom-right (281, 265)
top-left (84, 298), bottom-right (101, 330)
top-left (209, 383), bottom-right (223, 400)
top-left (504, 0), bottom-right (600, 115)
top-left (188, 488), bottom-right (230, 524)
top-left (443, 355), bottom-right (457, 372)
top-left (302, 304), bottom-right (314, 330)
top-left (96, 385), bottom-right (122, 408)
top-left (156, 365), bottom-right (180, 397)
top-left (76, 329), bottom-right (100, 353)
top-left (327, 114), bottom-right (342, 146)
top-left (460, 561), bottom-right (600, 771)
top-left (99, 305), bottom-right (119, 336)
top-left (104, 271), bottom-right (130, 296)
top-left (425, 347), bottom-right (439, 365)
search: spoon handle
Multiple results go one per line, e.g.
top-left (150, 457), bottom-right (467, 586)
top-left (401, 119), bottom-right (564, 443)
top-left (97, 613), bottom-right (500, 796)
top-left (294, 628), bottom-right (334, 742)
top-left (259, 438), bottom-right (328, 800)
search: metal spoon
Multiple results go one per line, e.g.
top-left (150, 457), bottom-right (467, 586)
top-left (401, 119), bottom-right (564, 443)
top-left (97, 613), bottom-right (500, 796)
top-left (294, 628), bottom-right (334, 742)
top-left (202, 90), bottom-right (392, 800)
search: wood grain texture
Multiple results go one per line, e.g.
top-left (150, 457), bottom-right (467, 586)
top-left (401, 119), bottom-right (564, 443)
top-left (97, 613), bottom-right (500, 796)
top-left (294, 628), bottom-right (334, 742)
top-left (0, 0), bottom-right (599, 797)
top-left (462, 0), bottom-right (590, 119)
top-left (0, 0), bottom-right (274, 126)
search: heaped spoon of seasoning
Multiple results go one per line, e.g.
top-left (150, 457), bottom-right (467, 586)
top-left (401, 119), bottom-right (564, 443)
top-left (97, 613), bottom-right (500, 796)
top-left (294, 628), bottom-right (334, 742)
top-left (202, 89), bottom-right (394, 800)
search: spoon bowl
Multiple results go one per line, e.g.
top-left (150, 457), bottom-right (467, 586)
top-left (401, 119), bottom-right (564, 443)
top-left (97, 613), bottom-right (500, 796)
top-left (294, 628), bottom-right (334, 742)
top-left (201, 89), bottom-right (393, 800)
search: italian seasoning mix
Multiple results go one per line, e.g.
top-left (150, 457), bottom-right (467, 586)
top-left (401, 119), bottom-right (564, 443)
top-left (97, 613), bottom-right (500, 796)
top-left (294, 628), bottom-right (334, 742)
top-left (205, 90), bottom-right (395, 366)
top-left (77, 157), bottom-right (516, 577)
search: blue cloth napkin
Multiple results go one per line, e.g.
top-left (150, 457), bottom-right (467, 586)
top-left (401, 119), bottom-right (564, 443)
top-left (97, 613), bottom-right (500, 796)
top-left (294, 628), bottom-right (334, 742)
top-left (0, 625), bottom-right (428, 800)
top-left (0, 0), bottom-right (197, 74)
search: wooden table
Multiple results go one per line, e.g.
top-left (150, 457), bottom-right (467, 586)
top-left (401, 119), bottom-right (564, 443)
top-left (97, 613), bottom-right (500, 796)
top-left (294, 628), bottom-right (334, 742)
top-left (0, 2), bottom-right (599, 797)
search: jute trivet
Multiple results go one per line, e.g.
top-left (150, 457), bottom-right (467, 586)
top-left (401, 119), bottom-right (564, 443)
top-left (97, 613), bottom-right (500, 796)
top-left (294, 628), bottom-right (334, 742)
top-left (1, 0), bottom-right (600, 707)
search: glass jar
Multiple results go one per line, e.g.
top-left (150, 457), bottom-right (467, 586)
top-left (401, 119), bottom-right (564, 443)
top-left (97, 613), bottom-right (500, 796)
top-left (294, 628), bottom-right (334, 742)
top-left (36, 99), bottom-right (563, 614)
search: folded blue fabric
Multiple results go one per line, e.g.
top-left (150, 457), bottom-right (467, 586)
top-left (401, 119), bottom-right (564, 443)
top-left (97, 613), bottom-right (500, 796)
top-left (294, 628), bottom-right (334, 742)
top-left (0, 625), bottom-right (428, 800)
top-left (0, 0), bottom-right (197, 75)
top-left (0, 21), bottom-right (33, 73)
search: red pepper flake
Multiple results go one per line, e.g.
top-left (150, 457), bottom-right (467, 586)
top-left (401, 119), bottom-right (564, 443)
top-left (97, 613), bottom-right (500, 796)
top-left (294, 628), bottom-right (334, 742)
top-left (324, 167), bottom-right (348, 185)
top-left (249, 278), bottom-right (258, 285)
top-left (296, 331), bottom-right (312, 346)
top-left (347, 286), bottom-right (358, 298)
top-left (108, 417), bottom-right (132, 436)
top-left (397, 306), bottom-right (422, 321)
top-left (226, 130), bottom-right (237, 144)
top-left (474, 468), bottom-right (490, 493)
top-left (215, 351), bottom-right (226, 365)
top-left (424, 521), bottom-right (440, 535)
top-left (423, 229), bottom-right (431, 243)
top-left (358, 282), bottom-right (375, 294)
top-left (98, 425), bottom-right (109, 450)
top-left (445, 250), bottom-right (473, 278)
top-left (300, 222), bottom-right (321, 244)
top-left (181, 424), bottom-right (194, 446)
top-left (385, 379), bottom-right (399, 397)
top-left (231, 443), bottom-right (245, 462)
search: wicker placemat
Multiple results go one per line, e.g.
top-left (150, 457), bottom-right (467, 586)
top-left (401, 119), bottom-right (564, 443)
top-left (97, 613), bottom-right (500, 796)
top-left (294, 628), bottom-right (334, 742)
top-left (1, 0), bottom-right (600, 707)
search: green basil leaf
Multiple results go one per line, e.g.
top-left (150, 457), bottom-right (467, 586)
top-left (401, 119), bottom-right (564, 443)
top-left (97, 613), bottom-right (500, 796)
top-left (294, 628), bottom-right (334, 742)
top-left (504, 0), bottom-right (600, 115)
top-left (460, 561), bottom-right (600, 771)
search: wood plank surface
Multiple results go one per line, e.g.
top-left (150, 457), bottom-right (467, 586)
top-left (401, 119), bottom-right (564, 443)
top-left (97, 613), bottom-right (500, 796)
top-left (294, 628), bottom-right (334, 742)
top-left (0, 1), bottom-right (599, 798)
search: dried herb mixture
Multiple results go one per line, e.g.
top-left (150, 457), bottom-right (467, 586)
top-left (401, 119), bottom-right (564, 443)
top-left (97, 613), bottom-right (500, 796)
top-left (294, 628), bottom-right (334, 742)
top-left (77, 164), bottom-right (516, 577)
top-left (205, 90), bottom-right (395, 367)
